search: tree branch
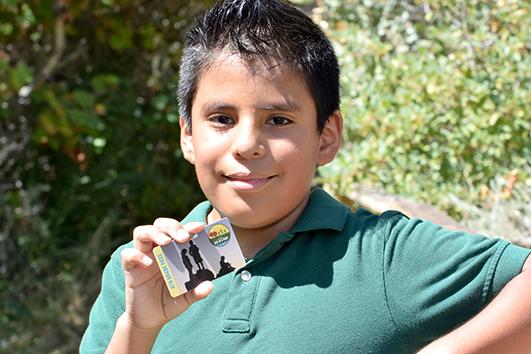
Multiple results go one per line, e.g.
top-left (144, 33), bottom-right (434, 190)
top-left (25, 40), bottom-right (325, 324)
top-left (34, 2), bottom-right (68, 88)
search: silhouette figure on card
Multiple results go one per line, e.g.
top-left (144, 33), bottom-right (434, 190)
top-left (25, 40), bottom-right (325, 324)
top-left (184, 240), bottom-right (214, 290)
top-left (189, 240), bottom-right (205, 270)
top-left (217, 256), bottom-right (235, 277)
top-left (181, 249), bottom-right (194, 279)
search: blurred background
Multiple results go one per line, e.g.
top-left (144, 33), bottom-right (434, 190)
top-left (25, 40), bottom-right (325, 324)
top-left (0, 0), bottom-right (529, 352)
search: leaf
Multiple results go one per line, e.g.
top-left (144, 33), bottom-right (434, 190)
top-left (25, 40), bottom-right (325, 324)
top-left (38, 110), bottom-right (58, 136)
top-left (109, 22), bottom-right (133, 51)
top-left (0, 22), bottom-right (14, 35)
top-left (21, 4), bottom-right (36, 27)
top-left (37, 108), bottom-right (73, 142)
top-left (90, 74), bottom-right (120, 92)
top-left (0, 57), bottom-right (8, 75)
top-left (73, 90), bottom-right (95, 109)
top-left (42, 89), bottom-right (65, 117)
top-left (0, 0), bottom-right (19, 7)
top-left (67, 109), bottom-right (104, 132)
top-left (9, 62), bottom-right (33, 90)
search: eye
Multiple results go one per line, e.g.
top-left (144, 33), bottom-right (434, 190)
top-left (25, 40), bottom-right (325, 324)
top-left (208, 115), bottom-right (234, 126)
top-left (266, 116), bottom-right (292, 127)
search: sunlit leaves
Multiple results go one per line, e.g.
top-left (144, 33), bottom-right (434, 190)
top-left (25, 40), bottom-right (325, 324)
top-left (320, 1), bottom-right (530, 215)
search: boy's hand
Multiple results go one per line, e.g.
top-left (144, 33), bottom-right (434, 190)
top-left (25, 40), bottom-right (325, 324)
top-left (120, 218), bottom-right (213, 331)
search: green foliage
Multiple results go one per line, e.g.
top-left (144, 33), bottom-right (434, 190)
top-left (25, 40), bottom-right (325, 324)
top-left (0, 1), bottom-right (213, 352)
top-left (318, 1), bottom-right (530, 216)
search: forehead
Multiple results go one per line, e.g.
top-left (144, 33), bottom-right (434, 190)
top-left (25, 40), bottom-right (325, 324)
top-left (206, 53), bottom-right (295, 82)
top-left (192, 53), bottom-right (314, 112)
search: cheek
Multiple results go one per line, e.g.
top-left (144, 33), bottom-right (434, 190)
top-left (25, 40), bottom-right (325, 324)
top-left (275, 142), bottom-right (318, 176)
top-left (191, 145), bottom-right (218, 183)
top-left (277, 135), bottom-right (319, 161)
top-left (192, 131), bottom-right (228, 163)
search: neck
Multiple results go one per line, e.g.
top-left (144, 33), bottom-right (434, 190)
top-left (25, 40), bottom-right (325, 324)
top-left (207, 193), bottom-right (310, 259)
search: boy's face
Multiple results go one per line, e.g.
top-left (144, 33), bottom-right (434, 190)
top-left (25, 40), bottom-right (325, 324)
top-left (181, 54), bottom-right (340, 230)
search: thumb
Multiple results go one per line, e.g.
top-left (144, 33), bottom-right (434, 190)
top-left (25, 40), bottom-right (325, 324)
top-left (184, 281), bottom-right (213, 305)
top-left (166, 281), bottom-right (213, 319)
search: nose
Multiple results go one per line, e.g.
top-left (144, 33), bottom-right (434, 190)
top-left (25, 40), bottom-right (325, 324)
top-left (232, 119), bottom-right (266, 160)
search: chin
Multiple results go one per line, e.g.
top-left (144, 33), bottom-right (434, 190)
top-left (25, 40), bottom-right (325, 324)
top-left (213, 198), bottom-right (277, 229)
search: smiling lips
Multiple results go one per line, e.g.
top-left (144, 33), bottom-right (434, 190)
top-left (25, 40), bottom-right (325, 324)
top-left (224, 173), bottom-right (276, 191)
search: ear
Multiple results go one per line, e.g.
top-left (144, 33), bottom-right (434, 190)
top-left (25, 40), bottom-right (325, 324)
top-left (179, 117), bottom-right (195, 164)
top-left (317, 110), bottom-right (342, 166)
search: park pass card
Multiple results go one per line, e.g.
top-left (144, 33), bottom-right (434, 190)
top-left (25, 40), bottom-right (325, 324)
top-left (153, 217), bottom-right (246, 297)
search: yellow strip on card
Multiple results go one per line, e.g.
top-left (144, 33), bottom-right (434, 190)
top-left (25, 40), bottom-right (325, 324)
top-left (153, 246), bottom-right (180, 297)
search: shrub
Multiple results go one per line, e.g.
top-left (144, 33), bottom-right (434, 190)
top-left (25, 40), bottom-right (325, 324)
top-left (317, 1), bottom-right (530, 218)
top-left (0, 1), bottom-right (212, 352)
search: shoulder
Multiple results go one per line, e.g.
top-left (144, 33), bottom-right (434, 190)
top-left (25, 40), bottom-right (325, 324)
top-left (342, 206), bottom-right (405, 239)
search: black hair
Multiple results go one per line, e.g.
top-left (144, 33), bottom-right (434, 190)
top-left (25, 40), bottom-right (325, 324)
top-left (177, 0), bottom-right (340, 132)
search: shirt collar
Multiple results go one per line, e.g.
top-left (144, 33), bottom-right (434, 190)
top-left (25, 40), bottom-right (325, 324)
top-left (287, 187), bottom-right (349, 235)
top-left (181, 200), bottom-right (212, 224)
top-left (182, 187), bottom-right (348, 235)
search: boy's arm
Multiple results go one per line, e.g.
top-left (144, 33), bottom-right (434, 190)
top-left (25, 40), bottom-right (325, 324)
top-left (418, 255), bottom-right (531, 354)
top-left (105, 283), bottom-right (211, 354)
top-left (105, 314), bottom-right (162, 354)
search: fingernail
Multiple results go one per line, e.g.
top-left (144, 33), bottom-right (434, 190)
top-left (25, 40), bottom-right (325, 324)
top-left (169, 230), bottom-right (180, 241)
top-left (196, 281), bottom-right (213, 293)
top-left (156, 233), bottom-right (170, 245)
top-left (176, 229), bottom-right (189, 242)
top-left (142, 255), bottom-right (153, 265)
top-left (187, 222), bottom-right (205, 230)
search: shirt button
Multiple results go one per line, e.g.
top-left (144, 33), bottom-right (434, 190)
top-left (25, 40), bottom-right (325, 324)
top-left (240, 270), bottom-right (251, 282)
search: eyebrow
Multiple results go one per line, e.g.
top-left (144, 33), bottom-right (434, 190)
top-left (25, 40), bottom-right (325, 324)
top-left (200, 100), bottom-right (301, 115)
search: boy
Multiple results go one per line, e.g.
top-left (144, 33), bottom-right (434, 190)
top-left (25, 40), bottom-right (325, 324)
top-left (80, 1), bottom-right (531, 353)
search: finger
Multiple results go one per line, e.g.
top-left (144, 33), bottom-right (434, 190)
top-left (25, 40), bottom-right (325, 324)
top-left (153, 218), bottom-right (182, 241)
top-left (183, 222), bottom-right (206, 235)
top-left (183, 281), bottom-right (213, 306)
top-left (163, 281), bottom-right (213, 319)
top-left (133, 225), bottom-right (171, 253)
top-left (121, 247), bottom-right (153, 271)
top-left (153, 218), bottom-right (205, 243)
top-left (173, 221), bottom-right (206, 243)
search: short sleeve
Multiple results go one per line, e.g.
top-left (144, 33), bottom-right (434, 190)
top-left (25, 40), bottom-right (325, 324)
top-left (80, 245), bottom-right (129, 353)
top-left (381, 212), bottom-right (530, 352)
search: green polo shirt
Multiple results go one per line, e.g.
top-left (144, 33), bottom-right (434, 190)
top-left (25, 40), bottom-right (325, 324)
top-left (80, 188), bottom-right (530, 353)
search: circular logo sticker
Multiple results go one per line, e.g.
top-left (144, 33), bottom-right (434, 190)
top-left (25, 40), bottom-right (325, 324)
top-left (208, 224), bottom-right (231, 247)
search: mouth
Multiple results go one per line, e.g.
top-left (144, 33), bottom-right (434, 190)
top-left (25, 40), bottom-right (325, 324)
top-left (224, 173), bottom-right (276, 191)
